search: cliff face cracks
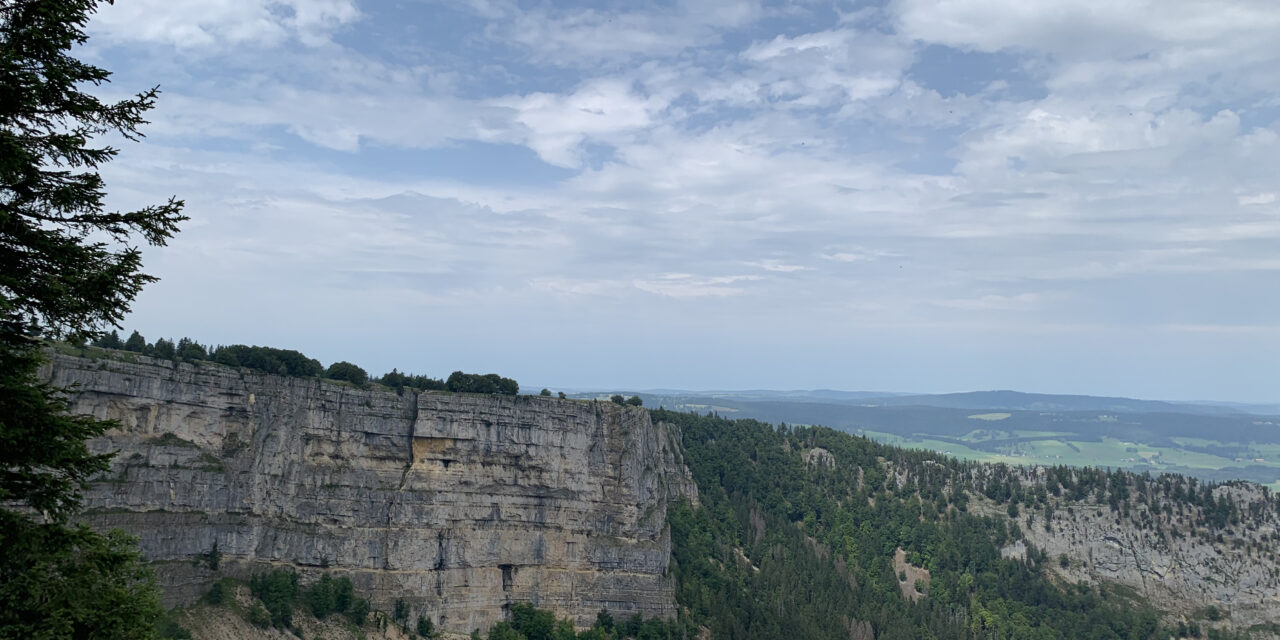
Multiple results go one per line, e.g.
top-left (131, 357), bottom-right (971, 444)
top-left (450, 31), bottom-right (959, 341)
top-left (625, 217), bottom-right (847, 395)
top-left (42, 353), bottom-right (698, 634)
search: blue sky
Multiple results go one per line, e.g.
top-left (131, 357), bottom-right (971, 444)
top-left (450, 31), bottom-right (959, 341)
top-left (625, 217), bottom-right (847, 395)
top-left (84, 0), bottom-right (1280, 402)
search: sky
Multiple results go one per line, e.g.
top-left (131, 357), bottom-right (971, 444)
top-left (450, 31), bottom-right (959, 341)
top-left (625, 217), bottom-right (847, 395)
top-left (82, 0), bottom-right (1280, 402)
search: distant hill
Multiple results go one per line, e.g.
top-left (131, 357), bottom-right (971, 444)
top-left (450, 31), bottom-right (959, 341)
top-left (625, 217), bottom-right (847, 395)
top-left (858, 390), bottom-right (1243, 415)
top-left (580, 388), bottom-right (1275, 416)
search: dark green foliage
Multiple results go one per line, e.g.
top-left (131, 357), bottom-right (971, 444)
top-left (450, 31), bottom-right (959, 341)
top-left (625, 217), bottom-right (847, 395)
top-left (610, 395), bottom-right (625, 405)
top-left (378, 368), bottom-right (446, 392)
top-left (211, 344), bottom-right (323, 377)
top-left (488, 622), bottom-right (524, 640)
top-left (484, 603), bottom-right (683, 640)
top-left (333, 575), bottom-right (354, 613)
top-left (0, 512), bottom-right (164, 639)
top-left (201, 541), bottom-right (220, 570)
top-left (151, 337), bottom-right (175, 359)
top-left (417, 615), bottom-right (435, 637)
top-left (176, 337), bottom-right (206, 361)
top-left (124, 330), bottom-right (147, 352)
top-left (558, 392), bottom-right (567, 399)
top-left (306, 573), bottom-right (337, 618)
top-left (325, 360), bottom-right (369, 387)
top-left (247, 603), bottom-right (271, 628)
top-left (249, 568), bottom-right (299, 628)
top-left (93, 330), bottom-right (123, 349)
top-left (657, 409), bottom-right (1174, 640)
top-left (625, 396), bottom-right (643, 407)
top-left (510, 603), bottom-right (555, 640)
top-left (348, 597), bottom-right (370, 626)
top-left (594, 609), bottom-right (614, 633)
top-left (203, 579), bottom-right (230, 606)
top-left (0, 346), bottom-right (114, 518)
top-left (154, 611), bottom-right (191, 639)
top-left (540, 388), bottom-right (552, 396)
top-left (446, 371), bottom-right (518, 395)
top-left (394, 597), bottom-right (410, 622)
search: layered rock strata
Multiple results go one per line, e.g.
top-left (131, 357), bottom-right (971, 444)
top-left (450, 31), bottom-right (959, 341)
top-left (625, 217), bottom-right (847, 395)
top-left (42, 353), bottom-right (697, 633)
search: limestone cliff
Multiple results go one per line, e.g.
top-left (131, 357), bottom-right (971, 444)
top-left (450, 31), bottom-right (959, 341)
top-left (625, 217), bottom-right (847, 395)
top-left (42, 352), bottom-right (697, 634)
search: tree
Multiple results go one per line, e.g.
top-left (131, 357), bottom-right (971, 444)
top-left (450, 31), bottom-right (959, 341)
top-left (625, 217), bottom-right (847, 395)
top-left (325, 360), bottom-right (368, 387)
top-left (0, 0), bottom-right (185, 636)
top-left (176, 337), bottom-right (206, 361)
top-left (625, 395), bottom-right (643, 406)
top-left (539, 388), bottom-right (551, 396)
top-left (93, 329), bottom-right (123, 349)
top-left (151, 337), bottom-right (175, 359)
top-left (124, 329), bottom-right (147, 352)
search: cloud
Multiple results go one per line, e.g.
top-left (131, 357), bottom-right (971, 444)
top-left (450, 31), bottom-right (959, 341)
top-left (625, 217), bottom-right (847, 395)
top-left (90, 0), bottom-right (359, 50)
top-left (83, 0), bottom-right (1280, 399)
top-left (633, 274), bottom-right (763, 298)
top-left (490, 0), bottom-right (763, 65)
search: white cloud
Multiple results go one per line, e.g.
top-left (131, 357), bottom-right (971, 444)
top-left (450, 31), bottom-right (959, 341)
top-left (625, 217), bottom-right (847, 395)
top-left (1238, 192), bottom-right (1277, 206)
top-left (633, 274), bottom-right (762, 298)
top-left (91, 0), bottom-right (359, 50)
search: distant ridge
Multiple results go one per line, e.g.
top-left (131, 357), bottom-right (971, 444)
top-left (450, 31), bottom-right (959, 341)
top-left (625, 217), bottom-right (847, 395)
top-left (858, 390), bottom-right (1243, 415)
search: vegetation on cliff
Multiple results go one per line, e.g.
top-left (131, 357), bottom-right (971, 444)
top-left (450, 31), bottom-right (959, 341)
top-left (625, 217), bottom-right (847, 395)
top-left (657, 409), bottom-right (1266, 640)
top-left (88, 331), bottom-right (523, 395)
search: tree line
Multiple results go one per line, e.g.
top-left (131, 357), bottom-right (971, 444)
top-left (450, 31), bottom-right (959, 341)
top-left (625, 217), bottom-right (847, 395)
top-left (88, 330), bottom-right (520, 396)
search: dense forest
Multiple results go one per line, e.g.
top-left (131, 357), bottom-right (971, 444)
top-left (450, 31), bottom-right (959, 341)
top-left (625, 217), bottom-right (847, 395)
top-left (655, 409), bottom-right (1272, 640)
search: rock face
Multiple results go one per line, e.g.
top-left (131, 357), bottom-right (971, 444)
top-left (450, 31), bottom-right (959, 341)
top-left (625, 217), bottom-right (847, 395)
top-left (42, 353), bottom-right (697, 634)
top-left (1020, 487), bottom-right (1280, 629)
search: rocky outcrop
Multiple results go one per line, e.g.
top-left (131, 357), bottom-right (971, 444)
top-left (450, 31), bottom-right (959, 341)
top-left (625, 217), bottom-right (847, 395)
top-left (42, 353), bottom-right (697, 634)
top-left (1019, 487), bottom-right (1280, 630)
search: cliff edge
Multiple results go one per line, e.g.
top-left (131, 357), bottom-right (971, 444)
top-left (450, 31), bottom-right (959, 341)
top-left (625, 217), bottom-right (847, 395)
top-left (42, 352), bottom-right (698, 634)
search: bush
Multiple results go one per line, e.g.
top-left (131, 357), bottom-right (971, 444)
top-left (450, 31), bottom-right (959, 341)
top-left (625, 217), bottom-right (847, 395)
top-left (325, 361), bottom-right (369, 387)
top-left (446, 371), bottom-right (518, 396)
top-left (625, 395), bottom-right (643, 406)
top-left (377, 369), bottom-right (446, 392)
top-left (333, 576), bottom-right (354, 613)
top-left (155, 612), bottom-right (192, 639)
top-left (247, 604), bottom-right (271, 628)
top-left (203, 580), bottom-right (230, 606)
top-left (540, 388), bottom-right (551, 396)
top-left (610, 395), bottom-right (625, 405)
top-left (347, 597), bottom-right (370, 626)
top-left (306, 574), bottom-right (336, 618)
top-left (394, 597), bottom-right (409, 622)
top-left (249, 568), bottom-right (298, 628)
top-left (212, 345), bottom-right (323, 378)
top-left (417, 615), bottom-right (435, 637)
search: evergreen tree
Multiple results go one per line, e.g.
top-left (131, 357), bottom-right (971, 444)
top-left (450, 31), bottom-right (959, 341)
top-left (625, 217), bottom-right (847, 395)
top-left (0, 0), bottom-right (185, 636)
top-left (124, 330), bottom-right (147, 352)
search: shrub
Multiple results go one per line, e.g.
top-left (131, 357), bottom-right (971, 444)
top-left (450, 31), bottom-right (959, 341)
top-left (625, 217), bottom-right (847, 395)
top-left (325, 361), bottom-right (369, 387)
top-left (446, 371), bottom-right (518, 395)
top-left (417, 615), bottom-right (434, 637)
top-left (347, 597), bottom-right (370, 626)
top-left (249, 568), bottom-right (298, 628)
